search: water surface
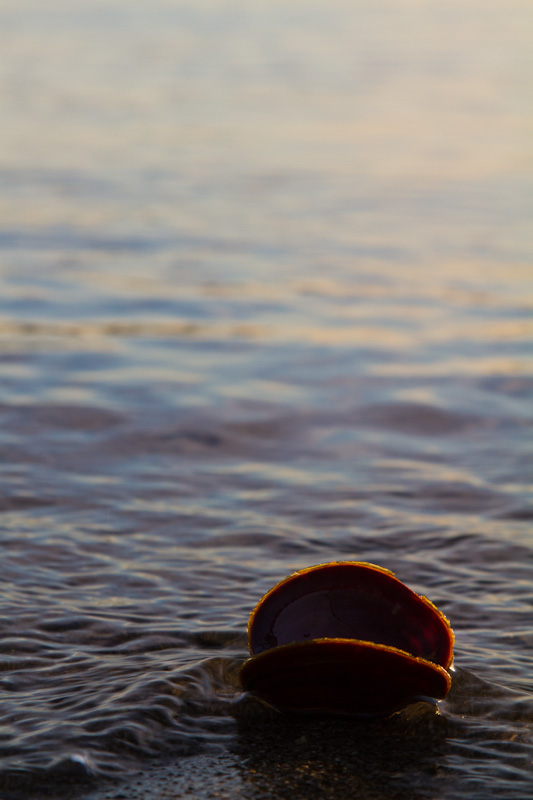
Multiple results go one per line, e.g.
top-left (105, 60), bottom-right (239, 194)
top-left (0, 1), bottom-right (532, 797)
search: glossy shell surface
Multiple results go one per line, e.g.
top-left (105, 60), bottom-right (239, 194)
top-left (240, 561), bottom-right (454, 716)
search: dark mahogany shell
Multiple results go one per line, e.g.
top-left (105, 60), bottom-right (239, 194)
top-left (240, 562), bottom-right (454, 716)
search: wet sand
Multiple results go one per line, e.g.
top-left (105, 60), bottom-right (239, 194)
top-left (8, 699), bottom-right (467, 800)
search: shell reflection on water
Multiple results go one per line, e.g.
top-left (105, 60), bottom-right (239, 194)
top-left (240, 562), bottom-right (454, 716)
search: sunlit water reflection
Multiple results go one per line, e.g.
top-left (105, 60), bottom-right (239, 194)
top-left (0, 1), bottom-right (532, 797)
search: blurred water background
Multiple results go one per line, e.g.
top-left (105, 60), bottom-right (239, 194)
top-left (0, 1), bottom-right (532, 797)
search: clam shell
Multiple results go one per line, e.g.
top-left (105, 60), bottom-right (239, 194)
top-left (240, 561), bottom-right (454, 715)
top-left (240, 638), bottom-right (451, 716)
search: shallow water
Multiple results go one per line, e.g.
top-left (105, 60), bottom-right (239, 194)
top-left (0, 1), bottom-right (532, 797)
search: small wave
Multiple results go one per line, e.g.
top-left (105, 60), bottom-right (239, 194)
top-left (0, 646), bottom-right (243, 794)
